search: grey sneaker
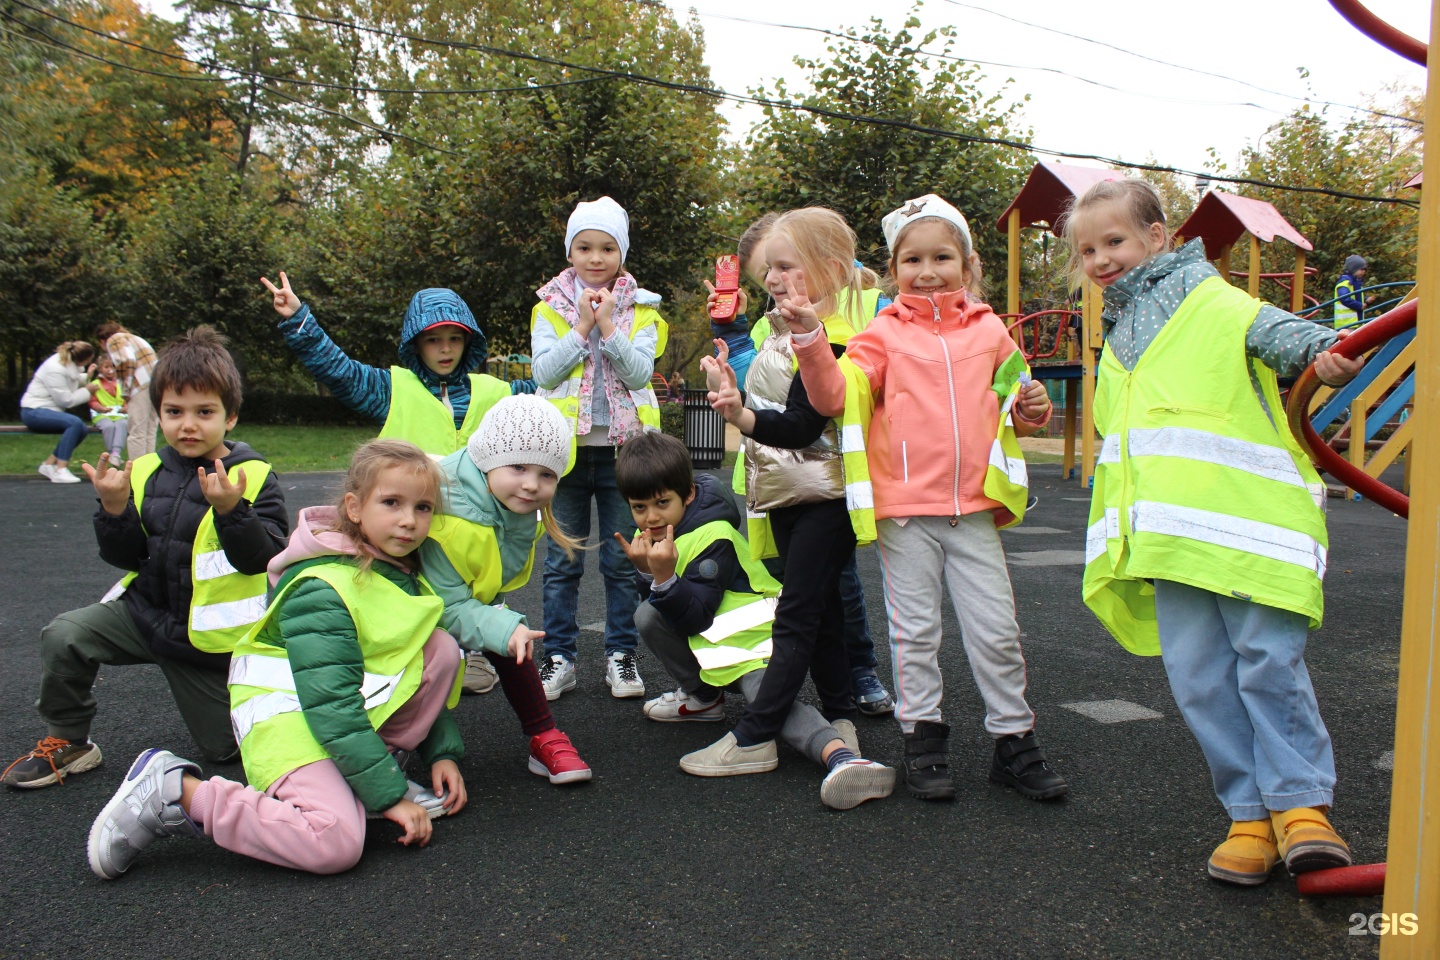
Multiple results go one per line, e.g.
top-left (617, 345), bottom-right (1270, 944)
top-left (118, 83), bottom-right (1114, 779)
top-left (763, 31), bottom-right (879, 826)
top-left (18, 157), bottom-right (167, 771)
top-left (3, 736), bottom-right (103, 789)
top-left (461, 651), bottom-right (499, 695)
top-left (605, 651), bottom-right (645, 698)
top-left (88, 748), bottom-right (202, 879)
top-left (539, 655), bottom-right (577, 701)
top-left (679, 732), bottom-right (778, 777)
top-left (820, 758), bottom-right (896, 811)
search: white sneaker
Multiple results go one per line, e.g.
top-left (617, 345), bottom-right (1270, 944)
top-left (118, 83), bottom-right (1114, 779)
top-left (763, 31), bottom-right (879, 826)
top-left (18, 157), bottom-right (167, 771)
top-left (539, 655), bottom-right (576, 701)
top-left (49, 466), bottom-right (81, 484)
top-left (605, 651), bottom-right (645, 698)
top-left (37, 463), bottom-right (55, 480)
top-left (460, 651), bottom-right (498, 695)
top-left (365, 779), bottom-right (448, 820)
top-left (643, 688), bottom-right (724, 722)
top-left (820, 757), bottom-right (896, 810)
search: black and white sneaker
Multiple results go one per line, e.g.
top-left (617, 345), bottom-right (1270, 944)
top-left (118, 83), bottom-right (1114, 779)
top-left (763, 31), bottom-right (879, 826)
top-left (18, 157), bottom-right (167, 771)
top-left (604, 651), bottom-right (645, 698)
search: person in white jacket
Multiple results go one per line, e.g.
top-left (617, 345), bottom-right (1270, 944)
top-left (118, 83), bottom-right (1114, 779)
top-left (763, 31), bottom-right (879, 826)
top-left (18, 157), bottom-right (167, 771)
top-left (20, 341), bottom-right (101, 484)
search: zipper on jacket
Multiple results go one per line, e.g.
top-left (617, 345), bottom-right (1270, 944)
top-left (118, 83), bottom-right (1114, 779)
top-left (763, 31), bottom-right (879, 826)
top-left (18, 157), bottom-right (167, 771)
top-left (934, 301), bottom-right (963, 526)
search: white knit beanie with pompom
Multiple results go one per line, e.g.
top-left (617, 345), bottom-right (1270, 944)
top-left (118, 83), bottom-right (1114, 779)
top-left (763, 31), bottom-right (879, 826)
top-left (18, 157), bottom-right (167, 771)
top-left (467, 395), bottom-right (571, 477)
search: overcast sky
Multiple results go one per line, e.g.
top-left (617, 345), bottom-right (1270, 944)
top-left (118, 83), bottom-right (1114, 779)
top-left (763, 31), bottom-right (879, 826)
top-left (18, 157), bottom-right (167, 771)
top-left (148, 0), bottom-right (1428, 179)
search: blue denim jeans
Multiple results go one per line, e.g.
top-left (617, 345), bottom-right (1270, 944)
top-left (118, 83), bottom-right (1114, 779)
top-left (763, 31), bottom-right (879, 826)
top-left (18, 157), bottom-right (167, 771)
top-left (1154, 579), bottom-right (1336, 821)
top-left (541, 445), bottom-right (640, 662)
top-left (21, 406), bottom-right (90, 461)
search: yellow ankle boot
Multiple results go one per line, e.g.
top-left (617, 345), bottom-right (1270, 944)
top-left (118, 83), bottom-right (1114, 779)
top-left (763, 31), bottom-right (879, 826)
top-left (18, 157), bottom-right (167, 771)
top-left (1270, 807), bottom-right (1352, 875)
top-left (1207, 819), bottom-right (1280, 886)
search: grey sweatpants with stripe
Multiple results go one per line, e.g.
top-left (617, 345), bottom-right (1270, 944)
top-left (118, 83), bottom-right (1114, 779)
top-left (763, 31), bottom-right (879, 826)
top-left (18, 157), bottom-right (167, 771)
top-left (876, 514), bottom-right (1035, 737)
top-left (635, 601), bottom-right (846, 765)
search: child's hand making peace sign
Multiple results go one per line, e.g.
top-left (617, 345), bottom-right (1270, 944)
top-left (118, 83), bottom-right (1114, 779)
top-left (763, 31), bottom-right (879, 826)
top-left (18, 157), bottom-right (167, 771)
top-left (700, 339), bottom-right (755, 432)
top-left (259, 272), bottom-right (301, 320)
top-left (776, 271), bottom-right (820, 335)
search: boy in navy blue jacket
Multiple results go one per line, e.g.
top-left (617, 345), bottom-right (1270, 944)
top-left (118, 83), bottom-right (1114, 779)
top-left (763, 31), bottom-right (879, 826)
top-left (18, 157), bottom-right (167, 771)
top-left (614, 432), bottom-right (893, 809)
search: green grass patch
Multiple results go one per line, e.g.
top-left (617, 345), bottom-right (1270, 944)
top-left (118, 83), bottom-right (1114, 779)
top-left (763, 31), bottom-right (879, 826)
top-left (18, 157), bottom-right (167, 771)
top-left (0, 424), bottom-right (378, 475)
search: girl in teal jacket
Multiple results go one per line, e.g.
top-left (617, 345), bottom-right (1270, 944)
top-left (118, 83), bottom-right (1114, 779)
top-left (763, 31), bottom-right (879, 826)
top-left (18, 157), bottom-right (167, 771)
top-left (87, 440), bottom-right (468, 878)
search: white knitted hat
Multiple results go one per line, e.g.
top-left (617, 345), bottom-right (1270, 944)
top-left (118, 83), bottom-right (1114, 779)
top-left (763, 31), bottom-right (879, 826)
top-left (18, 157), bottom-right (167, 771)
top-left (467, 396), bottom-right (571, 477)
top-left (565, 196), bottom-right (630, 263)
top-left (881, 193), bottom-right (972, 255)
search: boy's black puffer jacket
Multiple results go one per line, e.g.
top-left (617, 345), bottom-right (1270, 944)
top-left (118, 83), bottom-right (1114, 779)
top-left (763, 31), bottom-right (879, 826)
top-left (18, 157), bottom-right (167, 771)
top-left (93, 441), bottom-right (290, 669)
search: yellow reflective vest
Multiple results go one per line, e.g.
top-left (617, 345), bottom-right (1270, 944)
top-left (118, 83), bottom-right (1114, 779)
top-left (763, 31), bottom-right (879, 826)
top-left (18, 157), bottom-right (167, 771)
top-left (90, 381), bottom-right (125, 421)
top-left (426, 514), bottom-right (543, 603)
top-left (378, 367), bottom-right (512, 456)
top-left (1083, 276), bottom-right (1329, 656)
top-left (669, 519), bottom-right (783, 687)
top-left (985, 350), bottom-right (1033, 530)
top-left (121, 454), bottom-right (272, 654)
top-left (532, 302), bottom-right (669, 475)
top-left (228, 562), bottom-right (452, 792)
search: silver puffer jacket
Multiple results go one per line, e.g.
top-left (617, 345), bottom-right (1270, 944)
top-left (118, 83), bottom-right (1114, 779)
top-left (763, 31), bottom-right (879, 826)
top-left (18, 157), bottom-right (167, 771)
top-left (743, 322), bottom-right (845, 512)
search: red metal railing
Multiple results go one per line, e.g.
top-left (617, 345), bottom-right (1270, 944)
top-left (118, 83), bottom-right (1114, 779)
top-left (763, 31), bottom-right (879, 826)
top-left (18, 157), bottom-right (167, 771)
top-left (1000, 309), bottom-right (1081, 362)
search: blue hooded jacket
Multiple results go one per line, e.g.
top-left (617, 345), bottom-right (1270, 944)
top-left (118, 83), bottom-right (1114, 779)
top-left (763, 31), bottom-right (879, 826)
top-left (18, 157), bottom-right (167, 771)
top-left (277, 288), bottom-right (521, 424)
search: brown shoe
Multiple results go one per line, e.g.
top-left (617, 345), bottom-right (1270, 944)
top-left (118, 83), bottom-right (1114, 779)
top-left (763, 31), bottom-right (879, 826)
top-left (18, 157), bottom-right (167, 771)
top-left (1271, 807), bottom-right (1352, 875)
top-left (2, 737), bottom-right (103, 789)
top-left (1207, 819), bottom-right (1280, 886)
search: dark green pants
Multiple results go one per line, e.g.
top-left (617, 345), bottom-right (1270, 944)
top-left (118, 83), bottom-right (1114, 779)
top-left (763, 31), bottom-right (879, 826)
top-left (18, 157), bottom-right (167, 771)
top-left (37, 601), bottom-right (237, 762)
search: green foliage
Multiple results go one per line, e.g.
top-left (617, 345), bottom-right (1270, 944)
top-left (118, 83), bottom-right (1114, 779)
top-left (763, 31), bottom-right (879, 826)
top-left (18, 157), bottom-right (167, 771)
top-left (736, 11), bottom-right (1034, 305)
top-left (1222, 99), bottom-right (1420, 303)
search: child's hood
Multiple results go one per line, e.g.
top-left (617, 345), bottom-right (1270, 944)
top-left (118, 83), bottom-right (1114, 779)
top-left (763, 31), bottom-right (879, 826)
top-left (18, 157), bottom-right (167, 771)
top-left (1105, 237), bottom-right (1209, 310)
top-left (397, 288), bottom-right (488, 386)
top-left (884, 289), bottom-right (995, 328)
top-left (675, 472), bottom-right (740, 536)
top-left (265, 505), bottom-right (407, 588)
top-left (436, 450), bottom-right (539, 542)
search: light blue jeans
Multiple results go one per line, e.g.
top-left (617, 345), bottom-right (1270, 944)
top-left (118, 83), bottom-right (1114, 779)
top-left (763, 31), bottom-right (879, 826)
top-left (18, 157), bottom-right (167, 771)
top-left (1154, 579), bottom-right (1336, 821)
top-left (541, 445), bottom-right (640, 662)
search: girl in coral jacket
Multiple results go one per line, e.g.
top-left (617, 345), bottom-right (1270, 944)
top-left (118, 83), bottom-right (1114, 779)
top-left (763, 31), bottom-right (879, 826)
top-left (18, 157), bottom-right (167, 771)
top-left (87, 440), bottom-right (468, 878)
top-left (798, 194), bottom-right (1069, 804)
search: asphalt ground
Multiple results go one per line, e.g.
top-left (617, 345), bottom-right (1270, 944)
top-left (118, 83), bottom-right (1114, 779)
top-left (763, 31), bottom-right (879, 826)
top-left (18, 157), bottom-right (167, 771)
top-left (0, 464), bottom-right (1408, 960)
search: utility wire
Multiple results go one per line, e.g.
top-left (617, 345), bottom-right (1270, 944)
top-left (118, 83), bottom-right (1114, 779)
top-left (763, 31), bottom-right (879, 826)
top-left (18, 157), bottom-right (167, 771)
top-left (936, 0), bottom-right (1420, 127)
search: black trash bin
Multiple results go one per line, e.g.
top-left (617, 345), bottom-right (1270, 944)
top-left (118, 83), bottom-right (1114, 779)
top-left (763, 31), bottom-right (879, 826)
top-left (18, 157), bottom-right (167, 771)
top-left (682, 388), bottom-right (726, 468)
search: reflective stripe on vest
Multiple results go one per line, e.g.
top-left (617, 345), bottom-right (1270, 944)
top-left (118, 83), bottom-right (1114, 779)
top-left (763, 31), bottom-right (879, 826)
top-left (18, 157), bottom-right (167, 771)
top-left (228, 561), bottom-right (446, 793)
top-left (1082, 275), bottom-right (1327, 656)
top-left (427, 513), bottom-right (542, 603)
top-left (532, 302), bottom-right (668, 475)
top-left (380, 368), bottom-right (511, 456)
top-left (983, 358), bottom-right (1031, 529)
top-left (126, 453), bottom-right (272, 653)
top-left (671, 519), bottom-right (783, 687)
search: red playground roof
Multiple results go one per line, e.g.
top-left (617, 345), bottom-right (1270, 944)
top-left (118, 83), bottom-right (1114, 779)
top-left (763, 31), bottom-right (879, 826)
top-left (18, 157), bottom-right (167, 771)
top-left (1403, 171), bottom-right (1423, 189)
top-left (1174, 190), bottom-right (1312, 259)
top-left (995, 161), bottom-right (1124, 235)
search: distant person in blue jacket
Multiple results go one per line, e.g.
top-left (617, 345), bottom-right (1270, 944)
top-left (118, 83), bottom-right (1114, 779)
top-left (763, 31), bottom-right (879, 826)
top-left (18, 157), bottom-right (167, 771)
top-left (1332, 255), bottom-right (1375, 330)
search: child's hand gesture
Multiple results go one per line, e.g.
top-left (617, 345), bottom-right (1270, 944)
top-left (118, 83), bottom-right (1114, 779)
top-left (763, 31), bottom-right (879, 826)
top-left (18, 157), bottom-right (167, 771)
top-left (777, 272), bottom-right (820, 335)
top-left (199, 460), bottom-right (246, 515)
top-left (507, 622), bottom-right (544, 664)
top-left (430, 758), bottom-right (467, 816)
top-left (700, 338), bottom-right (730, 393)
top-left (707, 358), bottom-right (747, 426)
top-left (1016, 379), bottom-right (1052, 420)
top-left (382, 798), bottom-right (433, 847)
top-left (704, 278), bottom-right (748, 319)
top-left (575, 290), bottom-right (599, 337)
top-left (643, 525), bottom-right (679, 584)
top-left (259, 271), bottom-right (301, 319)
top-left (83, 453), bottom-right (132, 516)
top-left (591, 287), bottom-right (617, 336)
top-left (613, 530), bottom-right (654, 575)
top-left (1315, 329), bottom-right (1366, 386)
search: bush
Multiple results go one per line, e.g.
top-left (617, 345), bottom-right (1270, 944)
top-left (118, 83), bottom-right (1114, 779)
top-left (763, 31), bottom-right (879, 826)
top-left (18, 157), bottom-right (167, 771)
top-left (660, 399), bottom-right (684, 440)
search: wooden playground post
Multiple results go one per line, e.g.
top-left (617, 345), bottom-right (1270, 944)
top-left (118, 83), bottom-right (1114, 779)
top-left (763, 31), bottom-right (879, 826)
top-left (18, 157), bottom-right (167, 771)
top-left (1008, 209), bottom-right (1022, 348)
top-left (1292, 249), bottom-right (1307, 313)
top-left (1081, 280), bottom-right (1102, 488)
top-left (1248, 233), bottom-right (1262, 299)
top-left (1380, 2), bottom-right (1440, 950)
top-left (1218, 244), bottom-right (1232, 285)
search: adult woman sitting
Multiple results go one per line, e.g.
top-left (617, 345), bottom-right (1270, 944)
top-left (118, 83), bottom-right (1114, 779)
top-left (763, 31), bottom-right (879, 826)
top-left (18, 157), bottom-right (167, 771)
top-left (20, 340), bottom-right (101, 484)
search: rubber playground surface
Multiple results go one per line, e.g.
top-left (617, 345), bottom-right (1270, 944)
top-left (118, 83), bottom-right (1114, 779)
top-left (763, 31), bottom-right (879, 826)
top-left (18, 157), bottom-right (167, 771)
top-left (0, 465), bottom-right (1407, 959)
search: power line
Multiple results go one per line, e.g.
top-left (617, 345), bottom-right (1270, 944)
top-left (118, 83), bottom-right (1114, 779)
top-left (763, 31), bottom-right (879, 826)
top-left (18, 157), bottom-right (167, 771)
top-left (936, 0), bottom-right (1421, 127)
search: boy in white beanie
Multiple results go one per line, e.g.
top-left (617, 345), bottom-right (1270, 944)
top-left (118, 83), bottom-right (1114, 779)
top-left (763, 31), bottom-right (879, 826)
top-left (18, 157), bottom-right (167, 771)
top-left (418, 396), bottom-right (594, 785)
top-left (531, 197), bottom-right (669, 701)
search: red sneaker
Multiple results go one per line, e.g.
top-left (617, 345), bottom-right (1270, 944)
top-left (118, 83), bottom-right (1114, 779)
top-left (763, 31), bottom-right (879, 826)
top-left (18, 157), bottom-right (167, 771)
top-left (527, 729), bottom-right (593, 785)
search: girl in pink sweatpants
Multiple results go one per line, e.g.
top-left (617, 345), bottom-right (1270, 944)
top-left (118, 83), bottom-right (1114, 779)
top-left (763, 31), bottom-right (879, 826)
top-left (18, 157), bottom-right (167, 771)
top-left (88, 440), bottom-right (471, 879)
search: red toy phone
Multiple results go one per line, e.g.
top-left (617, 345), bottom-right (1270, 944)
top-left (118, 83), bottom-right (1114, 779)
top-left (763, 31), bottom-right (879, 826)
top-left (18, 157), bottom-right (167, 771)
top-left (709, 254), bottom-right (741, 323)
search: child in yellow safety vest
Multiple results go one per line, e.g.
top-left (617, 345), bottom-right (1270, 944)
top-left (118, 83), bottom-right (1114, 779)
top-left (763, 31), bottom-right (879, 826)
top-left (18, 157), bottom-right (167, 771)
top-left (87, 440), bottom-right (469, 878)
top-left (88, 354), bottom-right (129, 460)
top-left (799, 194), bottom-right (1068, 804)
top-left (1064, 178), bottom-right (1365, 887)
top-left (530, 197), bottom-right (668, 702)
top-left (615, 431), bottom-right (894, 810)
top-left (418, 396), bottom-right (594, 785)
